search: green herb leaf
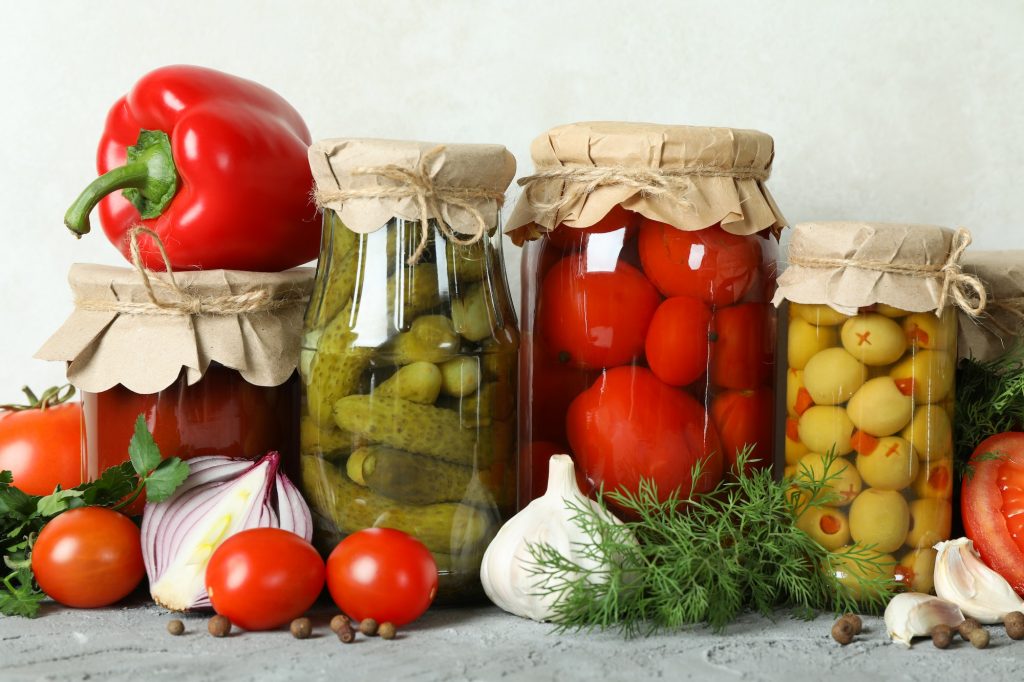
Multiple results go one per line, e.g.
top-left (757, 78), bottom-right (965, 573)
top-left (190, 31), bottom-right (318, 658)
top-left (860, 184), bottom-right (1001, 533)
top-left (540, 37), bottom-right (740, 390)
top-left (127, 414), bottom-right (162, 476)
top-left (35, 489), bottom-right (84, 517)
top-left (144, 457), bottom-right (190, 503)
top-left (0, 471), bottom-right (12, 487)
top-left (955, 345), bottom-right (1024, 477)
top-left (0, 565), bottom-right (44, 617)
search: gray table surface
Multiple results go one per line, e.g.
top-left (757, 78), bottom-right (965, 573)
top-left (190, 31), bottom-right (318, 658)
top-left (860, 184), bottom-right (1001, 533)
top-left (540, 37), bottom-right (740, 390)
top-left (1, 602), bottom-right (1019, 681)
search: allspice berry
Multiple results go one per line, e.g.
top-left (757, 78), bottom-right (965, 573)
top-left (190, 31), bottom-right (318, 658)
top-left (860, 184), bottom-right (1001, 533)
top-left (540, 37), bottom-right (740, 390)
top-left (330, 615), bottom-right (349, 633)
top-left (166, 619), bottom-right (185, 636)
top-left (290, 617), bottom-right (313, 639)
top-left (840, 613), bottom-right (863, 635)
top-left (931, 624), bottom-right (953, 649)
top-left (379, 622), bottom-right (397, 640)
top-left (831, 619), bottom-right (855, 645)
top-left (336, 620), bottom-right (355, 644)
top-left (958, 617), bottom-right (981, 641)
top-left (208, 615), bottom-right (232, 638)
top-left (1005, 612), bottom-right (1024, 640)
top-left (969, 628), bottom-right (990, 650)
top-left (359, 618), bottom-right (379, 636)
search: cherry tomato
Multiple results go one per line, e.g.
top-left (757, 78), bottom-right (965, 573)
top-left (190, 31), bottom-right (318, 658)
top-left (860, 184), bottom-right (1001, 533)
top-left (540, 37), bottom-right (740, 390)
top-left (0, 401), bottom-right (82, 496)
top-left (645, 296), bottom-right (714, 386)
top-left (326, 528), bottom-right (438, 627)
top-left (962, 433), bottom-right (1024, 596)
top-left (638, 220), bottom-right (761, 305)
top-left (205, 528), bottom-right (325, 631)
top-left (567, 366), bottom-right (723, 508)
top-left (538, 254), bottom-right (660, 369)
top-left (31, 507), bottom-right (144, 608)
top-left (546, 204), bottom-right (639, 252)
top-left (710, 303), bottom-right (772, 389)
top-left (710, 387), bottom-right (774, 474)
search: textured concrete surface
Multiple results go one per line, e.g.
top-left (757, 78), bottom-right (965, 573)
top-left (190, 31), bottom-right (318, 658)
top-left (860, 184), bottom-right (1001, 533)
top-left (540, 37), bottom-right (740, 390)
top-left (2, 602), bottom-right (1022, 682)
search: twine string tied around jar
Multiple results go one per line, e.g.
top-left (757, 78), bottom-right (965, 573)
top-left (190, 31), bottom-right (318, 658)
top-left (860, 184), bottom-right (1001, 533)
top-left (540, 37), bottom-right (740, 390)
top-left (516, 163), bottom-right (771, 216)
top-left (313, 145), bottom-right (506, 265)
top-left (787, 227), bottom-right (987, 317)
top-left (75, 226), bottom-right (306, 316)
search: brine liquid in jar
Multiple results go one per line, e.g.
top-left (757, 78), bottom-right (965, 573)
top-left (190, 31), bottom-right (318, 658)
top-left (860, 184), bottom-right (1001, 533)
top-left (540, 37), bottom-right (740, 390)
top-left (782, 302), bottom-right (955, 595)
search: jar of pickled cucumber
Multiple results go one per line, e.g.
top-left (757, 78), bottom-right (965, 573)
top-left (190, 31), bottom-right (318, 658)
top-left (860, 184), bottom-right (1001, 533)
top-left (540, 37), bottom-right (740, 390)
top-left (507, 122), bottom-right (787, 508)
top-left (774, 222), bottom-right (986, 595)
top-left (300, 139), bottom-right (518, 603)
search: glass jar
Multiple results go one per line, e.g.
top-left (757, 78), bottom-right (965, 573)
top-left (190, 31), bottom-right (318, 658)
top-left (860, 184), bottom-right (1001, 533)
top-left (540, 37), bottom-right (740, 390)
top-left (519, 209), bottom-right (779, 507)
top-left (774, 221), bottom-right (967, 596)
top-left (782, 302), bottom-right (956, 594)
top-left (82, 365), bottom-right (299, 480)
top-left (299, 211), bottom-right (518, 603)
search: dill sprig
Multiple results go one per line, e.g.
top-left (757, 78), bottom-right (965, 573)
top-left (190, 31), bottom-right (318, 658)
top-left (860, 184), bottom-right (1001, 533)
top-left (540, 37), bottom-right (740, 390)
top-left (955, 344), bottom-right (1024, 476)
top-left (526, 449), bottom-right (895, 636)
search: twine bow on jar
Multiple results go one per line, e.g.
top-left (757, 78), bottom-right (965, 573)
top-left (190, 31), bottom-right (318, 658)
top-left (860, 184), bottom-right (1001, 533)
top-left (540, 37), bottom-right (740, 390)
top-left (312, 145), bottom-right (506, 265)
top-left (787, 227), bottom-right (988, 317)
top-left (75, 226), bottom-right (307, 316)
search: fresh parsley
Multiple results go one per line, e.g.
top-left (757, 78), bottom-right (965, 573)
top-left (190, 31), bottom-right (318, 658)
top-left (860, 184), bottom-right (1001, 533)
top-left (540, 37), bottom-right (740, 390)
top-left (0, 414), bottom-right (189, 617)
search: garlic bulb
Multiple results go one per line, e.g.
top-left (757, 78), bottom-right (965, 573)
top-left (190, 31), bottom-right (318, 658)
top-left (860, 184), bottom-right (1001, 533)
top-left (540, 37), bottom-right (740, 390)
top-left (884, 592), bottom-right (964, 647)
top-left (933, 537), bottom-right (1024, 623)
top-left (480, 454), bottom-right (630, 622)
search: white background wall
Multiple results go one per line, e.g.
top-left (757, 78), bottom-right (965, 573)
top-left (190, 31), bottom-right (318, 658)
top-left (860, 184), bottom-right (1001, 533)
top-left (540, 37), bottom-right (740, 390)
top-left (0, 0), bottom-right (1021, 403)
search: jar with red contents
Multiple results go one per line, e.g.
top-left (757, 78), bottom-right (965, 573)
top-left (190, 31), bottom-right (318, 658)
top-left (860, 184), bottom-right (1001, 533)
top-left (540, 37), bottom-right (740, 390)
top-left (36, 264), bottom-right (312, 502)
top-left (507, 122), bottom-right (786, 508)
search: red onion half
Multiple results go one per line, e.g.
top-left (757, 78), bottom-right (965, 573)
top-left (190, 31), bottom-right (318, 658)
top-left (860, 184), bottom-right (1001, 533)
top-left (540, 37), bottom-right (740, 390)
top-left (141, 452), bottom-right (312, 611)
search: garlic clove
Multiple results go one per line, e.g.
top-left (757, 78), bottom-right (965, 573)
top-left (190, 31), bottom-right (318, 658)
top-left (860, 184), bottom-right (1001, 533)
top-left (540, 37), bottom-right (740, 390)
top-left (481, 454), bottom-right (631, 622)
top-left (884, 592), bottom-right (964, 647)
top-left (933, 537), bottom-right (1024, 624)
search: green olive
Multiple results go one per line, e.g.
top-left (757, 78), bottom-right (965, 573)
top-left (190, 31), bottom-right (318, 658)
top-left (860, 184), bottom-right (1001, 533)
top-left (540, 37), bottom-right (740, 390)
top-left (900, 405), bottom-right (953, 460)
top-left (841, 314), bottom-right (907, 366)
top-left (796, 506), bottom-right (851, 550)
top-left (797, 406), bottom-right (854, 456)
top-left (832, 546), bottom-right (896, 601)
top-left (849, 488), bottom-right (910, 554)
top-left (792, 303), bottom-right (852, 326)
top-left (846, 377), bottom-right (913, 437)
top-left (897, 548), bottom-right (938, 594)
top-left (903, 311), bottom-right (956, 351)
top-left (905, 498), bottom-right (952, 549)
top-left (854, 435), bottom-right (919, 491)
top-left (786, 368), bottom-right (806, 418)
top-left (796, 453), bottom-right (862, 507)
top-left (788, 318), bottom-right (839, 370)
top-left (803, 347), bottom-right (867, 405)
top-left (890, 350), bottom-right (955, 404)
top-left (912, 458), bottom-right (953, 500)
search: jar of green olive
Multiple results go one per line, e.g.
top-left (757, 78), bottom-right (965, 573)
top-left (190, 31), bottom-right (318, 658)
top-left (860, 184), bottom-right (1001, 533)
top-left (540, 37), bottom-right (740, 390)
top-left (774, 222), bottom-right (984, 597)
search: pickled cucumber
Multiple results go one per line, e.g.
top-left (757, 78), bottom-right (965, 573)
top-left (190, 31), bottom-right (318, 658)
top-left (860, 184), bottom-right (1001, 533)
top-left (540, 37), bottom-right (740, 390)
top-left (307, 347), bottom-right (373, 426)
top-left (307, 215), bottom-right (358, 328)
top-left (334, 394), bottom-right (486, 466)
top-left (456, 382), bottom-right (515, 425)
top-left (452, 282), bottom-right (493, 342)
top-left (300, 454), bottom-right (492, 553)
top-left (345, 444), bottom-right (492, 506)
top-left (389, 315), bottom-right (461, 364)
top-left (386, 263), bottom-right (443, 319)
top-left (300, 415), bottom-right (356, 460)
top-left (440, 356), bottom-right (482, 397)
top-left (376, 362), bottom-right (443, 404)
top-left (446, 239), bottom-right (488, 284)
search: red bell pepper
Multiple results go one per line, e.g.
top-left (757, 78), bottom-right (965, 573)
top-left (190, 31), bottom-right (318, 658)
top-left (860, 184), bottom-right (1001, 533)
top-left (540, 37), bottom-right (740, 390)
top-left (65, 65), bottom-right (319, 272)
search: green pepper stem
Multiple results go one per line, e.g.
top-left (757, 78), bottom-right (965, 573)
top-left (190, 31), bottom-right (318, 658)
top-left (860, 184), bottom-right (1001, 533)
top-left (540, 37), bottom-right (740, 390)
top-left (64, 162), bottom-right (152, 236)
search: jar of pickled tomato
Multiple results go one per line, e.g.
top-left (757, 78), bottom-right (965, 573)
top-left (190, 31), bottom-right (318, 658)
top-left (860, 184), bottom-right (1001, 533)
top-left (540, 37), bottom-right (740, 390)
top-left (773, 222), bottom-right (985, 595)
top-left (507, 122), bottom-right (787, 510)
top-left (300, 140), bottom-right (519, 602)
top-left (36, 264), bottom-right (312, 492)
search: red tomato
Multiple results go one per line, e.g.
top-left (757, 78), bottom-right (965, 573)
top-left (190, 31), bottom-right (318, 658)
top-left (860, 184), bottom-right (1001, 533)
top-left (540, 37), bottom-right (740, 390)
top-left (522, 332), bottom-right (597, 444)
top-left (205, 528), bottom-right (325, 631)
top-left (645, 297), bottom-right (714, 386)
top-left (539, 255), bottom-right (660, 369)
top-left (31, 507), bottom-right (144, 608)
top-left (710, 303), bottom-right (772, 389)
top-left (0, 402), bottom-right (82, 496)
top-left (962, 433), bottom-right (1024, 596)
top-left (710, 387), bottom-right (774, 474)
top-left (567, 366), bottom-right (723, 507)
top-left (547, 204), bottom-right (639, 252)
top-left (326, 528), bottom-right (438, 627)
top-left (638, 220), bottom-right (761, 305)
